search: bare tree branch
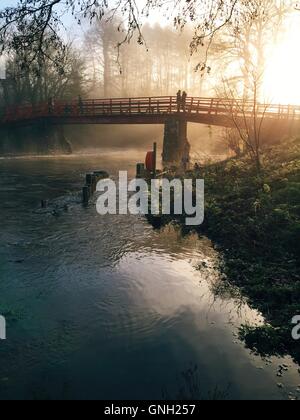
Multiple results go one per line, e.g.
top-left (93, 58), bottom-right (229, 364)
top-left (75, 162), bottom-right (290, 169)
top-left (0, 0), bottom-right (256, 67)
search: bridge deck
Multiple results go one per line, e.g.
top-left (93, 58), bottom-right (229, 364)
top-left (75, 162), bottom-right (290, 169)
top-left (1, 96), bottom-right (300, 128)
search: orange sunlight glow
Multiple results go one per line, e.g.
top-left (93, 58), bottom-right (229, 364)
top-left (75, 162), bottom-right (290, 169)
top-left (263, 13), bottom-right (300, 105)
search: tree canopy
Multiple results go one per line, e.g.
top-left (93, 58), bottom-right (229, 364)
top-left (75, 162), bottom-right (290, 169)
top-left (0, 0), bottom-right (258, 65)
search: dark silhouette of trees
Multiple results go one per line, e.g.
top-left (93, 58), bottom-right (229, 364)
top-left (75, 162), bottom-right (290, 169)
top-left (0, 34), bottom-right (85, 108)
top-left (83, 20), bottom-right (208, 98)
top-left (213, 0), bottom-right (290, 100)
top-left (211, 0), bottom-right (292, 170)
top-left (0, 1), bottom-right (260, 68)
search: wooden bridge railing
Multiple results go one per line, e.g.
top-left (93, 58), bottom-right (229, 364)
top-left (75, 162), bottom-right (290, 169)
top-left (2, 96), bottom-right (300, 125)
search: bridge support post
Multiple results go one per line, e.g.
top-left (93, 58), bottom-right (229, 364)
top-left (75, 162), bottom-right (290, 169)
top-left (162, 118), bottom-right (190, 168)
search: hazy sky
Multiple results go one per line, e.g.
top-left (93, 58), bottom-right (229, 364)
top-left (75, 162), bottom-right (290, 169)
top-left (2, 1), bottom-right (300, 104)
top-left (0, 0), bottom-right (168, 78)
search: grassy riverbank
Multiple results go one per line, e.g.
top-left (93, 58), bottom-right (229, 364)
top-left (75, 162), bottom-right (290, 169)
top-left (151, 137), bottom-right (300, 363)
top-left (199, 137), bottom-right (300, 364)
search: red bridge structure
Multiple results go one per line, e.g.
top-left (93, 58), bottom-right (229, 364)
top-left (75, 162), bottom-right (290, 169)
top-left (1, 96), bottom-right (300, 163)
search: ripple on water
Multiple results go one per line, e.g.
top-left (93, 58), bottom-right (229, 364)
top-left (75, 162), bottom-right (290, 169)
top-left (1, 155), bottom-right (300, 400)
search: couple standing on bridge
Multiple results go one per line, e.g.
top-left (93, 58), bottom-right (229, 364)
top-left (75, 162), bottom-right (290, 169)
top-left (177, 90), bottom-right (188, 113)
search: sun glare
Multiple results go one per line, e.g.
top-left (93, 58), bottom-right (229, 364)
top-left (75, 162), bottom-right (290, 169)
top-left (263, 13), bottom-right (300, 105)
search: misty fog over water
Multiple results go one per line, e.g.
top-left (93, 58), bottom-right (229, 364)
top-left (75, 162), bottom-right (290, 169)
top-left (0, 124), bottom-right (226, 160)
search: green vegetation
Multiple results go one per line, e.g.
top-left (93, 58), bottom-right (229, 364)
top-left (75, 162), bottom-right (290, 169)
top-left (150, 137), bottom-right (300, 363)
top-left (199, 137), bottom-right (300, 362)
top-left (162, 364), bottom-right (230, 401)
top-left (199, 138), bottom-right (300, 361)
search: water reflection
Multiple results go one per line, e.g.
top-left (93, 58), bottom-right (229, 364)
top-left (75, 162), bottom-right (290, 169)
top-left (0, 154), bottom-right (299, 400)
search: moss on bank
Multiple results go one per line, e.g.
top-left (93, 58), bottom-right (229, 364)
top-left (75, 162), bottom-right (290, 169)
top-left (149, 137), bottom-right (300, 363)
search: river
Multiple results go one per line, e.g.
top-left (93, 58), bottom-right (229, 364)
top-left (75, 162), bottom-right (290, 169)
top-left (0, 151), bottom-right (299, 400)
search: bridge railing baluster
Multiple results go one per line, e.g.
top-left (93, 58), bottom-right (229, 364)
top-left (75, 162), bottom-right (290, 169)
top-left (211, 98), bottom-right (215, 115)
top-left (216, 99), bottom-right (219, 115)
top-left (189, 97), bottom-right (193, 114)
top-left (5, 95), bottom-right (300, 126)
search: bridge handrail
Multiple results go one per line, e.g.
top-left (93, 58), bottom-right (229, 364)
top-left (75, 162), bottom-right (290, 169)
top-left (2, 96), bottom-right (300, 124)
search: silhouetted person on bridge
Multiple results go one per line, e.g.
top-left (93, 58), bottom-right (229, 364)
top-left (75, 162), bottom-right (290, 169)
top-left (78, 96), bottom-right (84, 114)
top-left (177, 90), bottom-right (182, 113)
top-left (64, 103), bottom-right (72, 115)
top-left (48, 97), bottom-right (54, 115)
top-left (182, 91), bottom-right (187, 112)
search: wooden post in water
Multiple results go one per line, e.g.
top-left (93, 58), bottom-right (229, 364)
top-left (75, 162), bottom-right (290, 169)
top-left (136, 163), bottom-right (145, 178)
top-left (82, 186), bottom-right (90, 205)
top-left (91, 174), bottom-right (97, 193)
top-left (86, 173), bottom-right (93, 186)
top-left (86, 173), bottom-right (97, 194)
top-left (41, 200), bottom-right (48, 209)
top-left (153, 142), bottom-right (157, 178)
